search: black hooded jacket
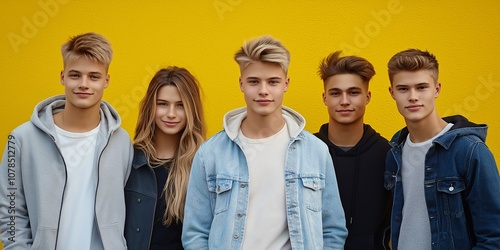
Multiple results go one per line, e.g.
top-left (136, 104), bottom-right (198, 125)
top-left (315, 124), bottom-right (392, 250)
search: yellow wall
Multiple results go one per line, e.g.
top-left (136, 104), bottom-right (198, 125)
top-left (1, 0), bottom-right (499, 247)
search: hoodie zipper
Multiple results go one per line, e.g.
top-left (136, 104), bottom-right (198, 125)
top-left (93, 135), bottom-right (110, 246)
top-left (53, 137), bottom-right (68, 250)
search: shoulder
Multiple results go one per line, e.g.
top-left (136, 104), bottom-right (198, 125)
top-left (11, 121), bottom-right (37, 135)
top-left (8, 121), bottom-right (47, 146)
top-left (198, 130), bottom-right (231, 150)
top-left (110, 127), bottom-right (132, 142)
top-left (297, 131), bottom-right (329, 150)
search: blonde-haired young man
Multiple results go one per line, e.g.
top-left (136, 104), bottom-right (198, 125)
top-left (385, 49), bottom-right (500, 249)
top-left (182, 35), bottom-right (347, 249)
top-left (0, 32), bottom-right (133, 249)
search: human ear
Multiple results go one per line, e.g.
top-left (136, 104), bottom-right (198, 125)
top-left (60, 70), bottom-right (65, 84)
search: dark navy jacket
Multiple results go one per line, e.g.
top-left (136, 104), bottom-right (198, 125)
top-left (124, 148), bottom-right (183, 250)
top-left (385, 115), bottom-right (500, 249)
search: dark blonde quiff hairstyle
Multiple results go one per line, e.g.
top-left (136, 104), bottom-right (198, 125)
top-left (387, 49), bottom-right (439, 84)
top-left (234, 35), bottom-right (290, 74)
top-left (134, 66), bottom-right (206, 225)
top-left (61, 32), bottom-right (113, 71)
top-left (318, 51), bottom-right (375, 87)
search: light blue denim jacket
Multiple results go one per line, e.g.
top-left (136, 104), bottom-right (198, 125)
top-left (385, 115), bottom-right (500, 249)
top-left (182, 107), bottom-right (347, 250)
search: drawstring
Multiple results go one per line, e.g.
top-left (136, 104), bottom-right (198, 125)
top-left (349, 149), bottom-right (361, 224)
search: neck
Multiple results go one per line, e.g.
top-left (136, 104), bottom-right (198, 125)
top-left (153, 129), bottom-right (180, 159)
top-left (406, 112), bottom-right (448, 143)
top-left (54, 105), bottom-right (101, 132)
top-left (328, 119), bottom-right (364, 147)
top-left (241, 111), bottom-right (285, 139)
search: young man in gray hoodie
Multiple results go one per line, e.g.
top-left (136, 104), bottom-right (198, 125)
top-left (0, 32), bottom-right (133, 249)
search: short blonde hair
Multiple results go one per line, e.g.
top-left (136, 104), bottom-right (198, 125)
top-left (234, 35), bottom-right (290, 73)
top-left (61, 32), bottom-right (113, 70)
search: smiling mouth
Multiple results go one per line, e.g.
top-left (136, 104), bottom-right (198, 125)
top-left (163, 121), bottom-right (178, 126)
top-left (405, 105), bottom-right (423, 108)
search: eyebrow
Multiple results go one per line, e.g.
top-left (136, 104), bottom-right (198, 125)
top-left (245, 76), bottom-right (283, 80)
top-left (156, 99), bottom-right (183, 103)
top-left (396, 81), bottom-right (430, 86)
top-left (67, 69), bottom-right (103, 75)
top-left (327, 87), bottom-right (362, 92)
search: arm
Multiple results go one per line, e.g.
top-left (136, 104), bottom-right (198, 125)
top-left (466, 143), bottom-right (500, 249)
top-left (0, 134), bottom-right (32, 249)
top-left (322, 152), bottom-right (348, 249)
top-left (182, 148), bottom-right (212, 250)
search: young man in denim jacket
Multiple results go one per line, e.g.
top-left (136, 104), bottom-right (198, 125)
top-left (385, 49), bottom-right (500, 249)
top-left (182, 35), bottom-right (347, 249)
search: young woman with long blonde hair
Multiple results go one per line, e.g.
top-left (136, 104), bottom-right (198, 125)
top-left (125, 66), bottom-right (206, 249)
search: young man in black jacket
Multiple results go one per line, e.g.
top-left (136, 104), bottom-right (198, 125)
top-left (315, 51), bottom-right (392, 250)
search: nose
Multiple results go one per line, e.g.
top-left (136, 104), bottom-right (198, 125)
top-left (258, 83), bottom-right (269, 96)
top-left (78, 76), bottom-right (89, 89)
top-left (409, 88), bottom-right (419, 102)
top-left (340, 93), bottom-right (350, 105)
top-left (166, 105), bottom-right (176, 118)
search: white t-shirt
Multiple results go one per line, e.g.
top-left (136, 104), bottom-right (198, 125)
top-left (398, 123), bottom-right (453, 250)
top-left (239, 124), bottom-right (292, 250)
top-left (55, 124), bottom-right (103, 250)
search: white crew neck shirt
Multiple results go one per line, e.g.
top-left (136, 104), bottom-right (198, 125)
top-left (55, 124), bottom-right (103, 250)
top-left (238, 124), bottom-right (292, 250)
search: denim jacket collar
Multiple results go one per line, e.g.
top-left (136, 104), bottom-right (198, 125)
top-left (389, 115), bottom-right (487, 149)
top-left (223, 106), bottom-right (306, 141)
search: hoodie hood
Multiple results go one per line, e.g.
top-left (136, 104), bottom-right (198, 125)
top-left (315, 123), bottom-right (382, 156)
top-left (223, 106), bottom-right (306, 140)
top-left (31, 95), bottom-right (122, 139)
top-left (392, 115), bottom-right (488, 146)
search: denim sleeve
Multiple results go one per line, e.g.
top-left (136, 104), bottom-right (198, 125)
top-left (182, 148), bottom-right (211, 250)
top-left (322, 150), bottom-right (348, 249)
top-left (466, 143), bottom-right (500, 249)
top-left (0, 133), bottom-right (32, 249)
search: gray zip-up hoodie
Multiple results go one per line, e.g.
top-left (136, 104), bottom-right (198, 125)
top-left (0, 95), bottom-right (133, 249)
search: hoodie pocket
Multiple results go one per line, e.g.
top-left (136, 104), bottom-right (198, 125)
top-left (208, 178), bottom-right (234, 214)
top-left (300, 176), bottom-right (325, 212)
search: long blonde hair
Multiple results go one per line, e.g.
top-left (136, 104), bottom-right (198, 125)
top-left (134, 66), bottom-right (206, 225)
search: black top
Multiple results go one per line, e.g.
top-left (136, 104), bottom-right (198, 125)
top-left (150, 162), bottom-right (184, 250)
top-left (315, 124), bottom-right (392, 250)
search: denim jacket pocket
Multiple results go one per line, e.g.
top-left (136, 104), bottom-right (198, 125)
top-left (301, 176), bottom-right (325, 212)
top-left (437, 179), bottom-right (466, 194)
top-left (208, 177), bottom-right (234, 215)
top-left (437, 179), bottom-right (466, 217)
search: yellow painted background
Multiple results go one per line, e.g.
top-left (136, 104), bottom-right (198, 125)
top-left (1, 1), bottom-right (499, 247)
